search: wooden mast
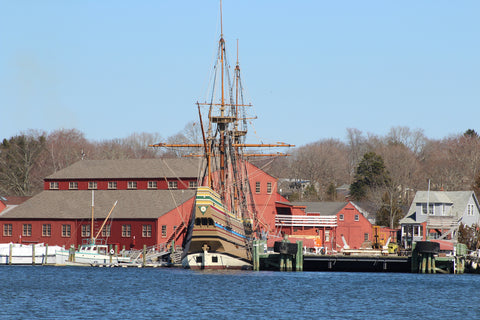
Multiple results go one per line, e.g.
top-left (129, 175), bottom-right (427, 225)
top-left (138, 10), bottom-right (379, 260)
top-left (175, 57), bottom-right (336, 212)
top-left (91, 190), bottom-right (94, 243)
top-left (149, 0), bottom-right (295, 228)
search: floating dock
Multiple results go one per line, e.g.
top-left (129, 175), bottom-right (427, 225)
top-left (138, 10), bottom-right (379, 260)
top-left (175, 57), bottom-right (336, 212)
top-left (303, 254), bottom-right (410, 272)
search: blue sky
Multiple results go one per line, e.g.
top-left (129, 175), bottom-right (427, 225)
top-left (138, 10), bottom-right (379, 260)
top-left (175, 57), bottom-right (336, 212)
top-left (1, 1), bottom-right (479, 147)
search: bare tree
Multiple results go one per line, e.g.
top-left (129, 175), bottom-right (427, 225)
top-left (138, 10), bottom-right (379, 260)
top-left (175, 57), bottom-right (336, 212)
top-left (386, 126), bottom-right (427, 156)
top-left (45, 129), bottom-right (92, 172)
top-left (291, 139), bottom-right (349, 200)
top-left (0, 130), bottom-right (47, 196)
top-left (122, 132), bottom-right (163, 158)
top-left (346, 128), bottom-right (368, 179)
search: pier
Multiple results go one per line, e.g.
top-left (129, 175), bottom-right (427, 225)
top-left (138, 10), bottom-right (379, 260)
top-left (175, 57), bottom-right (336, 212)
top-left (303, 254), bottom-right (410, 272)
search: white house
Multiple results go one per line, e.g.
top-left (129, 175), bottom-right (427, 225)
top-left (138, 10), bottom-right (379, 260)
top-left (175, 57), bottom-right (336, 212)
top-left (399, 191), bottom-right (480, 247)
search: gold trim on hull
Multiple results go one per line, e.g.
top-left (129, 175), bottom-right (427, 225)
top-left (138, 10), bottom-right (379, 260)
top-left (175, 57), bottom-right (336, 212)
top-left (183, 187), bottom-right (251, 269)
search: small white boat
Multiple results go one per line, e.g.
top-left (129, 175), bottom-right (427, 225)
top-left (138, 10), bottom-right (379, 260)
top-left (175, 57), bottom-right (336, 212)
top-left (55, 241), bottom-right (131, 265)
top-left (0, 243), bottom-right (62, 265)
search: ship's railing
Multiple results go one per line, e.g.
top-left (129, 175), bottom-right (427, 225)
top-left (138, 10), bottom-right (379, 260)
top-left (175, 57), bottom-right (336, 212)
top-left (275, 215), bottom-right (337, 227)
top-left (127, 242), bottom-right (174, 263)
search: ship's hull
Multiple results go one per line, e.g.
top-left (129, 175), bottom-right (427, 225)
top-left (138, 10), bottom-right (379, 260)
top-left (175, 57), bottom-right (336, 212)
top-left (55, 244), bottom-right (130, 265)
top-left (182, 187), bottom-right (251, 270)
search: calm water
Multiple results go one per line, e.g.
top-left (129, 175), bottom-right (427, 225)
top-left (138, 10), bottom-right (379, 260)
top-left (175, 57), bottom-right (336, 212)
top-left (0, 266), bottom-right (479, 319)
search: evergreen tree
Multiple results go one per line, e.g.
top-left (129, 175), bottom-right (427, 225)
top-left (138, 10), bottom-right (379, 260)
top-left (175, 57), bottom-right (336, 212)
top-left (350, 152), bottom-right (390, 200)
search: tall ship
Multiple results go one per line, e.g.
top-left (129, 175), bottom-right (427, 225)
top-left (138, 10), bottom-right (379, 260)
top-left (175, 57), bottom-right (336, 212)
top-left (151, 2), bottom-right (292, 269)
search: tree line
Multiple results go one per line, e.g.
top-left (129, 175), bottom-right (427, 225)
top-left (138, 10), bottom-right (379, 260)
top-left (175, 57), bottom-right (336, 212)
top-left (2, 125), bottom-right (480, 229)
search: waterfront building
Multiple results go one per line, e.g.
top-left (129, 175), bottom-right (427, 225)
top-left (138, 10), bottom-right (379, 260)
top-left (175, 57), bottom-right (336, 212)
top-left (279, 201), bottom-right (382, 252)
top-left (399, 190), bottom-right (480, 248)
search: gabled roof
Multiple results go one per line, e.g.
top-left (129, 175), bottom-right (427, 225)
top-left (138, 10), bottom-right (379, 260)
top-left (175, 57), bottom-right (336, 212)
top-left (411, 191), bottom-right (453, 204)
top-left (0, 189), bottom-right (195, 220)
top-left (290, 202), bottom-right (347, 216)
top-left (45, 158), bottom-right (202, 180)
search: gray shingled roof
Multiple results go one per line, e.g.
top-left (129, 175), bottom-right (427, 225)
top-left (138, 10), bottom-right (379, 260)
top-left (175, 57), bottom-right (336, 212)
top-left (0, 189), bottom-right (195, 220)
top-left (46, 158), bottom-right (203, 180)
top-left (290, 202), bottom-right (347, 216)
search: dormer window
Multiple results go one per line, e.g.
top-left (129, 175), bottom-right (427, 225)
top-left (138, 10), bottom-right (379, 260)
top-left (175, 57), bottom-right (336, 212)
top-left (49, 182), bottom-right (59, 190)
top-left (421, 203), bottom-right (434, 215)
top-left (128, 181), bottom-right (137, 189)
top-left (108, 181), bottom-right (117, 190)
top-left (69, 182), bottom-right (78, 190)
top-left (168, 181), bottom-right (178, 190)
top-left (88, 181), bottom-right (97, 190)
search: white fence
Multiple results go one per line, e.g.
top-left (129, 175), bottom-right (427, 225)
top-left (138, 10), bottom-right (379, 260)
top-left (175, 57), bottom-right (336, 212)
top-left (275, 215), bottom-right (337, 227)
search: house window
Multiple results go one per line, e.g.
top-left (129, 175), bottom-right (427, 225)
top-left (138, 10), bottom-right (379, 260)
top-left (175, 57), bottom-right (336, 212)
top-left (81, 225), bottom-right (91, 237)
top-left (142, 225), bottom-right (152, 237)
top-left (364, 233), bottom-right (369, 241)
top-left (88, 181), bottom-right (97, 190)
top-left (50, 182), bottom-right (59, 190)
top-left (413, 225), bottom-right (422, 237)
top-left (161, 225), bottom-right (167, 237)
top-left (325, 230), bottom-right (330, 242)
top-left (148, 181), bottom-right (157, 189)
top-left (339, 214), bottom-right (344, 221)
top-left (173, 225), bottom-right (177, 233)
top-left (69, 182), bottom-right (78, 190)
top-left (422, 203), bottom-right (434, 215)
top-left (189, 181), bottom-right (198, 188)
top-left (101, 225), bottom-right (111, 237)
top-left (468, 204), bottom-right (474, 216)
top-left (108, 181), bottom-right (117, 190)
top-left (23, 224), bottom-right (32, 237)
top-left (354, 214), bottom-right (359, 221)
top-left (267, 182), bottom-right (272, 194)
top-left (128, 181), bottom-right (137, 189)
top-left (3, 224), bottom-right (12, 237)
top-left (62, 224), bottom-right (71, 237)
top-left (168, 181), bottom-right (178, 189)
top-left (122, 225), bottom-right (131, 237)
top-left (42, 224), bottom-right (51, 237)
top-left (255, 182), bottom-right (261, 194)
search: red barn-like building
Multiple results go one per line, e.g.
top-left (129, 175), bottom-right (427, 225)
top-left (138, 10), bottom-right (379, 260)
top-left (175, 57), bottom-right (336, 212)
top-left (0, 158), bottom-right (288, 250)
top-left (282, 201), bottom-right (377, 252)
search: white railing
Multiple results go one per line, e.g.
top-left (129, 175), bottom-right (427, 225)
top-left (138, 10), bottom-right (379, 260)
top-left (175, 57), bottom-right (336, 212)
top-left (275, 215), bottom-right (337, 227)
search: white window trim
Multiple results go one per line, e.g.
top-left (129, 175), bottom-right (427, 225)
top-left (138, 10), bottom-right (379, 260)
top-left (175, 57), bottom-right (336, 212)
top-left (148, 181), bottom-right (157, 189)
